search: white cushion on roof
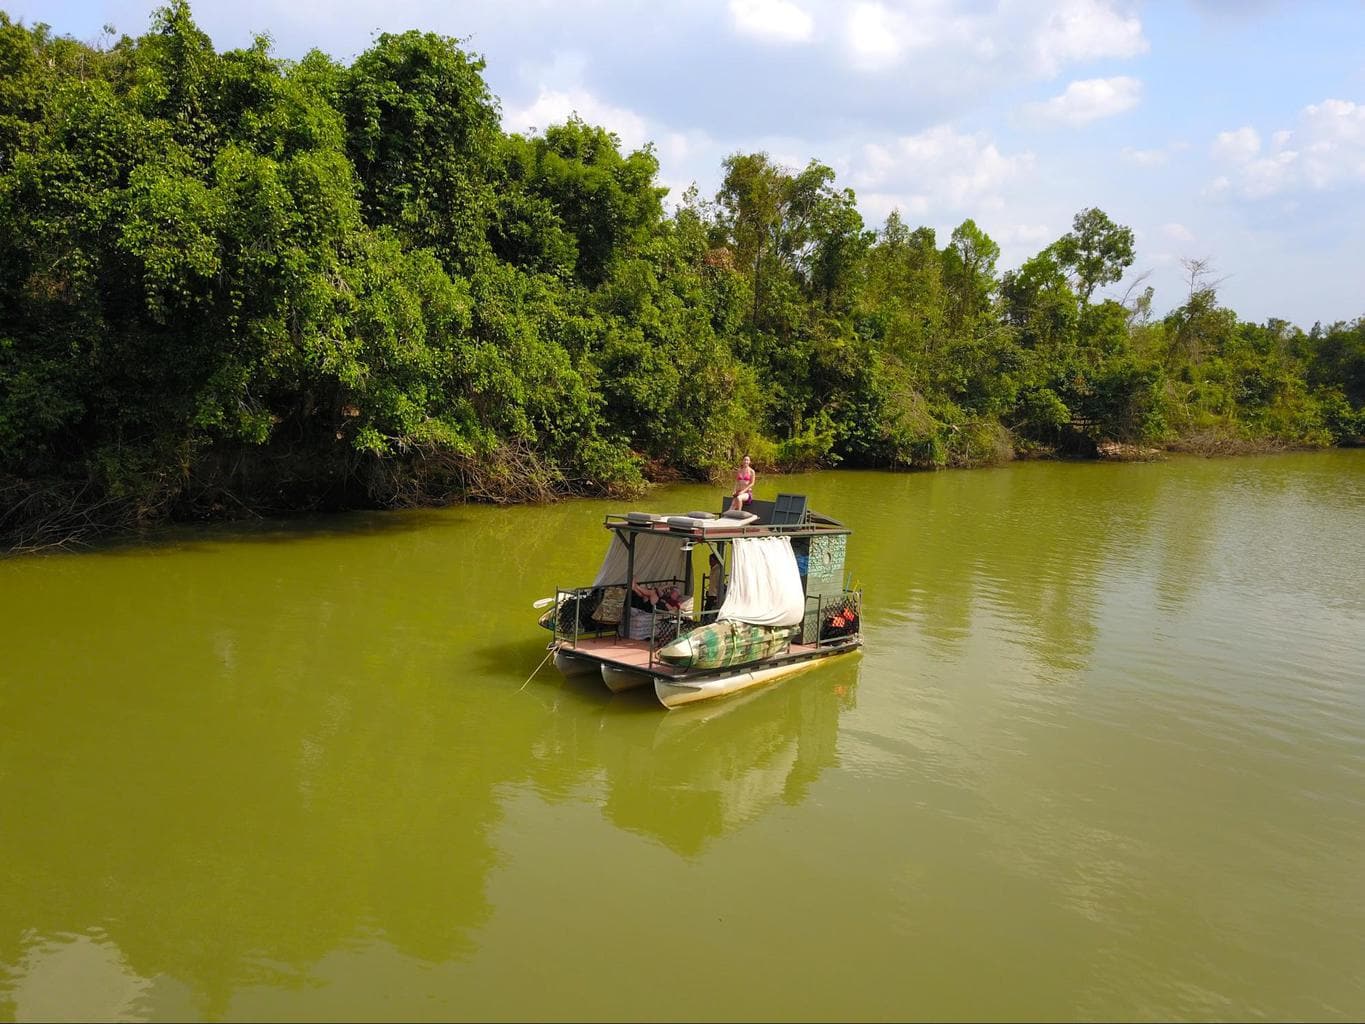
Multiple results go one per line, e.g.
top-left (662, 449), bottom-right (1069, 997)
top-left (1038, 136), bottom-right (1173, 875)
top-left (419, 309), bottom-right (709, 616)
top-left (667, 513), bottom-right (758, 532)
top-left (714, 511), bottom-right (758, 527)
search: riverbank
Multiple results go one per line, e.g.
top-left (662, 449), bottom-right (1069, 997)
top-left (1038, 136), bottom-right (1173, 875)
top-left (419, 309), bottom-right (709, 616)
top-left (4, 435), bottom-right (1355, 555)
top-left (4, 11), bottom-right (1361, 562)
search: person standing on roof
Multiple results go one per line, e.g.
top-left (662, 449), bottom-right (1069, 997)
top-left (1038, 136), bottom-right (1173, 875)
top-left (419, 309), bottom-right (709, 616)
top-left (730, 455), bottom-right (756, 512)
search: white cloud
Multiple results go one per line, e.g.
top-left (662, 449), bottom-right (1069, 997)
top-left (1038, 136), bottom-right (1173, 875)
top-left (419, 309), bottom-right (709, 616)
top-left (845, 3), bottom-right (908, 70)
top-left (658, 130), bottom-right (712, 165)
top-left (1032, 0), bottom-right (1148, 76)
top-left (994, 223), bottom-right (1053, 246)
top-left (654, 129), bottom-right (723, 206)
top-left (860, 191), bottom-right (930, 227)
top-left (729, 0), bottom-right (814, 44)
top-left (503, 87), bottom-right (650, 152)
top-left (1024, 76), bottom-right (1142, 125)
top-left (1298, 98), bottom-right (1365, 187)
top-left (1208, 99), bottom-right (1365, 199)
top-left (1211, 126), bottom-right (1260, 163)
top-left (1238, 151), bottom-right (1298, 199)
top-left (841, 1), bottom-right (969, 72)
top-left (1122, 146), bottom-right (1168, 166)
top-left (829, 0), bottom-right (1146, 84)
top-left (852, 125), bottom-right (1034, 214)
top-left (1162, 222), bottom-right (1195, 242)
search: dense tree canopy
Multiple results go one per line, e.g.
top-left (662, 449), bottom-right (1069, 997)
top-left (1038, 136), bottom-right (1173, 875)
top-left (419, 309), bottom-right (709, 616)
top-left (0, 5), bottom-right (1360, 548)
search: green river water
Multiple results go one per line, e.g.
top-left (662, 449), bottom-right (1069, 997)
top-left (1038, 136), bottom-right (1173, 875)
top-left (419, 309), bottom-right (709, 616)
top-left (1, 451), bottom-right (1363, 1021)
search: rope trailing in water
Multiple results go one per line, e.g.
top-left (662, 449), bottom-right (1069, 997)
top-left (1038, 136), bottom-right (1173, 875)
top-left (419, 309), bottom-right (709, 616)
top-left (517, 648), bottom-right (554, 693)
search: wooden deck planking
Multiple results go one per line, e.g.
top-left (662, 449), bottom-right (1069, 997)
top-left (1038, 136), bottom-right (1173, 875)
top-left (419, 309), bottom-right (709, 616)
top-left (559, 636), bottom-right (679, 675)
top-left (560, 635), bottom-right (830, 677)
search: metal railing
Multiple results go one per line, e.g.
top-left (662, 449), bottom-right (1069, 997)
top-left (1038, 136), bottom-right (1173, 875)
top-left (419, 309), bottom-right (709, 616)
top-left (803, 588), bottom-right (863, 648)
top-left (550, 580), bottom-right (860, 666)
top-left (550, 586), bottom-right (603, 647)
top-left (644, 603), bottom-right (699, 670)
top-left (602, 513), bottom-right (849, 538)
top-left (551, 577), bottom-right (687, 648)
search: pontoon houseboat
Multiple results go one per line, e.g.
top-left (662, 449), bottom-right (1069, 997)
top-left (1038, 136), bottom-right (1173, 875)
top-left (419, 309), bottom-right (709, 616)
top-left (537, 493), bottom-right (862, 708)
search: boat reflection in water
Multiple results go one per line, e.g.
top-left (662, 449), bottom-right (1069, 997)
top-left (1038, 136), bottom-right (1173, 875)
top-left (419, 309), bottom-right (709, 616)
top-left (539, 654), bottom-right (861, 857)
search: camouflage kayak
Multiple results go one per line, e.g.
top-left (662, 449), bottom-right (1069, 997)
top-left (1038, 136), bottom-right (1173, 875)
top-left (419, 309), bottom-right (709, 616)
top-left (656, 621), bottom-right (798, 671)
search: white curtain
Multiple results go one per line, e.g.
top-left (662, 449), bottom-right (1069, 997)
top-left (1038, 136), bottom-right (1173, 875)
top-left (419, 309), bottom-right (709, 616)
top-left (593, 531), bottom-right (689, 590)
top-left (718, 536), bottom-right (805, 627)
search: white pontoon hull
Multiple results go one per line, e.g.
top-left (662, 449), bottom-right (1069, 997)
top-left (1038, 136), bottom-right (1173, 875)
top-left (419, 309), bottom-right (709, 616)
top-left (553, 650), bottom-right (599, 677)
top-left (550, 636), bottom-right (860, 707)
top-left (653, 657), bottom-right (826, 708)
top-left (600, 663), bottom-right (652, 692)
top-left (554, 648), bottom-right (651, 692)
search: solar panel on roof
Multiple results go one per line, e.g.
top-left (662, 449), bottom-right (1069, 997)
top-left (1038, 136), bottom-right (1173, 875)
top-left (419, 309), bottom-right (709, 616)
top-left (771, 493), bottom-right (808, 525)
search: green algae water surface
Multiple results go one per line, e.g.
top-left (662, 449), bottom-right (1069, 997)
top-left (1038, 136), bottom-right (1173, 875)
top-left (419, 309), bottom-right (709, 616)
top-left (2, 451), bottom-right (1363, 1021)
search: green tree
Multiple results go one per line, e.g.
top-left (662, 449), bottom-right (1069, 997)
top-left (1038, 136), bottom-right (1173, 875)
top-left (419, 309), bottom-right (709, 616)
top-left (1001, 245), bottom-right (1077, 355)
top-left (1054, 206), bottom-right (1135, 310)
top-left (494, 117), bottom-right (664, 287)
top-left (861, 214), bottom-right (944, 362)
top-left (804, 186), bottom-right (870, 313)
top-left (940, 218), bottom-right (999, 335)
top-left (715, 153), bottom-right (845, 329)
top-left (1308, 318), bottom-right (1365, 410)
top-left (340, 30), bottom-right (500, 273)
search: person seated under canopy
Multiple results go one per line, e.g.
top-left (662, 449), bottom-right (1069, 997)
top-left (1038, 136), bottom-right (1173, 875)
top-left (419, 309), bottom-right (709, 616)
top-left (631, 580), bottom-right (683, 613)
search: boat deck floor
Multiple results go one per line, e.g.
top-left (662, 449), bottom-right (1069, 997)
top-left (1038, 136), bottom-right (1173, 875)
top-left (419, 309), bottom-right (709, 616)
top-left (557, 634), bottom-right (840, 677)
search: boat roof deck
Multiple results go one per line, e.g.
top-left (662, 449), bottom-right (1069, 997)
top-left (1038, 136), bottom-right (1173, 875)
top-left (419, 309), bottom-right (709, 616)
top-left (604, 496), bottom-right (849, 541)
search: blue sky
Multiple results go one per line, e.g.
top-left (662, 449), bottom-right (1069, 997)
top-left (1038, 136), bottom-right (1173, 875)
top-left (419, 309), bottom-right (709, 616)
top-left (12, 0), bottom-right (1365, 328)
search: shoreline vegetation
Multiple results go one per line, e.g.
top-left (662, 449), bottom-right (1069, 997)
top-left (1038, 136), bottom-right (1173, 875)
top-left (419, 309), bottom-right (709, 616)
top-left (2, 5), bottom-right (1362, 553)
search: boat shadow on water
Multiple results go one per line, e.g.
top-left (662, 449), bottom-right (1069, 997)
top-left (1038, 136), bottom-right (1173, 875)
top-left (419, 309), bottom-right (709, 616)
top-left (463, 637), bottom-right (661, 712)
top-left (533, 653), bottom-right (865, 857)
